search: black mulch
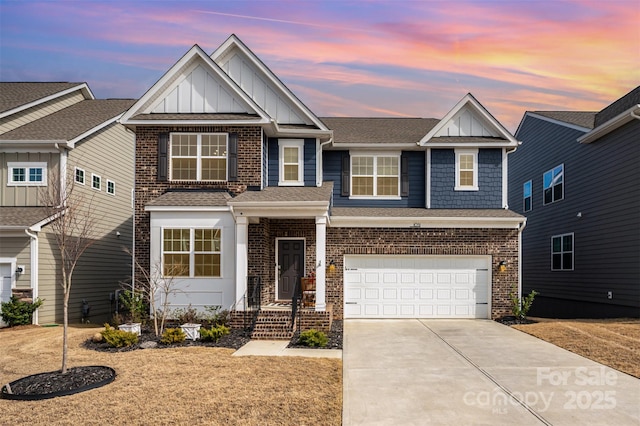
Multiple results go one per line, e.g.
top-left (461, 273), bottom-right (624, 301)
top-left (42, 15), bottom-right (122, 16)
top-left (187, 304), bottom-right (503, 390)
top-left (2, 366), bottom-right (115, 399)
top-left (496, 316), bottom-right (537, 326)
top-left (288, 320), bottom-right (343, 350)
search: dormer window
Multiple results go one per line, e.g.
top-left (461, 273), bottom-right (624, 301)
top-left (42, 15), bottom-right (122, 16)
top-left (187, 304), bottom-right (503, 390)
top-left (455, 149), bottom-right (478, 191)
top-left (170, 133), bottom-right (228, 181)
top-left (278, 139), bottom-right (304, 186)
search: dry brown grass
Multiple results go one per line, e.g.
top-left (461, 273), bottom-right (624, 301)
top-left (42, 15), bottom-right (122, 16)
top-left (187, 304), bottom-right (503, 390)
top-left (0, 325), bottom-right (342, 425)
top-left (513, 318), bottom-right (640, 378)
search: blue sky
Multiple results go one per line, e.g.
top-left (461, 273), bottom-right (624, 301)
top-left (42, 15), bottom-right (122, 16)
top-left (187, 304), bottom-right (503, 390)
top-left (1, 0), bottom-right (638, 130)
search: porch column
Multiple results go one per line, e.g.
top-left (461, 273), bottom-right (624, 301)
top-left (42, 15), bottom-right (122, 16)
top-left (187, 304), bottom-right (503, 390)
top-left (235, 215), bottom-right (249, 311)
top-left (315, 216), bottom-right (327, 311)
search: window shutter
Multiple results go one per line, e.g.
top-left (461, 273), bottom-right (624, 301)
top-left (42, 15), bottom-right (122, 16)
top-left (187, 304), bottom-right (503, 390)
top-left (228, 133), bottom-right (238, 181)
top-left (401, 154), bottom-right (409, 197)
top-left (341, 153), bottom-right (350, 196)
top-left (158, 133), bottom-right (169, 182)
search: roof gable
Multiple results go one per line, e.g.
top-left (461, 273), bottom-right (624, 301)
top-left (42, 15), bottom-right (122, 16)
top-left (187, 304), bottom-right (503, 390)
top-left (121, 44), bottom-right (269, 124)
top-left (420, 93), bottom-right (517, 147)
top-left (212, 35), bottom-right (328, 130)
top-left (0, 82), bottom-right (93, 118)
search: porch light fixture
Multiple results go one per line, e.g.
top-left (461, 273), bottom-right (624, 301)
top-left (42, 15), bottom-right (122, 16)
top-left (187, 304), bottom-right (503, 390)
top-left (328, 260), bottom-right (336, 273)
top-left (499, 261), bottom-right (507, 272)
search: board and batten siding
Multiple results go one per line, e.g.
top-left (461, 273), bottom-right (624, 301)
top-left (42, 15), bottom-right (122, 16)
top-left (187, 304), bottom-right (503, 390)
top-left (0, 90), bottom-right (85, 135)
top-left (510, 115), bottom-right (640, 318)
top-left (430, 148), bottom-right (502, 209)
top-left (0, 152), bottom-right (60, 206)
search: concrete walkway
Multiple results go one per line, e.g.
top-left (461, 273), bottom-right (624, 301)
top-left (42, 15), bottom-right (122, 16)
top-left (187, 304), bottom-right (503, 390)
top-left (343, 319), bottom-right (640, 425)
top-left (233, 339), bottom-right (342, 358)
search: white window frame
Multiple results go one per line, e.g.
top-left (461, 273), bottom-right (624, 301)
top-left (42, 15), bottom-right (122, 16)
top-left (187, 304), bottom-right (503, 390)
top-left (523, 180), bottom-right (532, 212)
top-left (75, 167), bottom-right (85, 185)
top-left (278, 139), bottom-right (304, 186)
top-left (169, 133), bottom-right (228, 182)
top-left (551, 232), bottom-right (574, 271)
top-left (91, 173), bottom-right (101, 191)
top-left (349, 151), bottom-right (401, 199)
top-left (455, 149), bottom-right (478, 191)
top-left (7, 162), bottom-right (47, 186)
top-left (161, 227), bottom-right (222, 278)
top-left (106, 179), bottom-right (115, 196)
top-left (543, 164), bottom-right (564, 205)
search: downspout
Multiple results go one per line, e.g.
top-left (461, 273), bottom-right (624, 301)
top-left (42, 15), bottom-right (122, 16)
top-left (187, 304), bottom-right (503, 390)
top-left (24, 229), bottom-right (39, 324)
top-left (517, 219), bottom-right (527, 301)
top-left (55, 143), bottom-right (68, 204)
top-left (317, 137), bottom-right (333, 187)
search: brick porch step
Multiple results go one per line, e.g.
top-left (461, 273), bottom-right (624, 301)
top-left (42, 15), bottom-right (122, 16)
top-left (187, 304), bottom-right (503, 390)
top-left (250, 309), bottom-right (294, 340)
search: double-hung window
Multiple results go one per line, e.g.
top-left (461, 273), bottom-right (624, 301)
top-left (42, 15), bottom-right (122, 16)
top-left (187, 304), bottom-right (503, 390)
top-left (351, 154), bottom-right (399, 197)
top-left (455, 149), bottom-right (478, 191)
top-left (92, 173), bottom-right (101, 191)
top-left (551, 233), bottom-right (573, 270)
top-left (107, 180), bottom-right (115, 195)
top-left (170, 133), bottom-right (227, 181)
top-left (162, 228), bottom-right (221, 277)
top-left (8, 162), bottom-right (47, 186)
top-left (523, 180), bottom-right (532, 212)
top-left (278, 139), bottom-right (304, 186)
top-left (543, 164), bottom-right (563, 205)
top-left (75, 167), bottom-right (85, 185)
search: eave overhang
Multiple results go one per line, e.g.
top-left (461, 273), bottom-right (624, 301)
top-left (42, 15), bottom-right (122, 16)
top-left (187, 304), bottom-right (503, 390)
top-left (578, 105), bottom-right (640, 144)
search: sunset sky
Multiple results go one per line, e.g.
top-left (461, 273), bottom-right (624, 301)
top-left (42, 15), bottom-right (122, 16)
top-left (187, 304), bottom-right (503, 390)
top-left (1, 0), bottom-right (638, 131)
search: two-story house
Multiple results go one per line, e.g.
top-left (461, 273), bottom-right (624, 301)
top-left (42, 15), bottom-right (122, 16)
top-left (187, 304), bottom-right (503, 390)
top-left (509, 86), bottom-right (640, 318)
top-left (122, 35), bottom-right (525, 335)
top-left (0, 82), bottom-right (135, 325)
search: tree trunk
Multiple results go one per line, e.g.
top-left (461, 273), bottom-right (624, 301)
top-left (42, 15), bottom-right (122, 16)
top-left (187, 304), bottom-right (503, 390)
top-left (62, 281), bottom-right (70, 374)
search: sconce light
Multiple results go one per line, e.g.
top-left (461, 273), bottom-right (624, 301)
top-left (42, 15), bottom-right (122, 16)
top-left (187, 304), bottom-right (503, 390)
top-left (499, 261), bottom-right (507, 272)
top-left (15, 266), bottom-right (24, 274)
top-left (116, 231), bottom-right (121, 238)
top-left (328, 260), bottom-right (336, 273)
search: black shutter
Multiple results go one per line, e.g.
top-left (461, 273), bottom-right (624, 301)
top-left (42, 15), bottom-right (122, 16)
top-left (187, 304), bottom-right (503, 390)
top-left (228, 133), bottom-right (238, 181)
top-left (341, 153), bottom-right (350, 196)
top-left (158, 133), bottom-right (169, 182)
top-left (401, 154), bottom-right (409, 197)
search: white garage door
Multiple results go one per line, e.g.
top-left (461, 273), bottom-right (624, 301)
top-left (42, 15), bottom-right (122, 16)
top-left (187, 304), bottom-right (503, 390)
top-left (344, 256), bottom-right (490, 319)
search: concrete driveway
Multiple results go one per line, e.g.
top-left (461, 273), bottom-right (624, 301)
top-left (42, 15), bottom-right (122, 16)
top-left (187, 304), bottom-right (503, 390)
top-left (343, 319), bottom-right (640, 425)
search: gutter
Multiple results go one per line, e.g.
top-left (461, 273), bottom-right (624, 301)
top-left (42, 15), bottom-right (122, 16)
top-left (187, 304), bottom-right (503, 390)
top-left (24, 228), bottom-right (39, 325)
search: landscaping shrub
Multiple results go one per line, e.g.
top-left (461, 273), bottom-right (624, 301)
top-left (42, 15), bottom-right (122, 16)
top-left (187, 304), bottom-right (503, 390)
top-left (199, 324), bottom-right (230, 342)
top-left (510, 288), bottom-right (539, 321)
top-left (173, 305), bottom-right (199, 324)
top-left (160, 327), bottom-right (186, 344)
top-left (202, 306), bottom-right (229, 326)
top-left (298, 329), bottom-right (328, 347)
top-left (101, 324), bottom-right (138, 348)
top-left (118, 290), bottom-right (146, 324)
top-left (0, 296), bottom-right (44, 327)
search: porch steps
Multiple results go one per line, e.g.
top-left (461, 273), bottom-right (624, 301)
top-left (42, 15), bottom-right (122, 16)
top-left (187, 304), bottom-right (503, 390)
top-left (251, 309), bottom-right (294, 340)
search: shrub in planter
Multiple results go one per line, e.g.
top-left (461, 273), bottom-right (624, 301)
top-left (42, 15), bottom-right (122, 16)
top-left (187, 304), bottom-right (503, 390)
top-left (298, 329), bottom-right (328, 347)
top-left (173, 305), bottom-right (200, 325)
top-left (101, 324), bottom-right (138, 348)
top-left (199, 324), bottom-right (230, 342)
top-left (160, 327), bottom-right (186, 344)
top-left (0, 296), bottom-right (44, 327)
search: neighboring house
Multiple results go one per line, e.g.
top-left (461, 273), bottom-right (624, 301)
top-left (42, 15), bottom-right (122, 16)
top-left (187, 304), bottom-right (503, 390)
top-left (509, 86), bottom-right (640, 318)
top-left (0, 82), bottom-right (136, 325)
top-left (121, 34), bottom-right (524, 335)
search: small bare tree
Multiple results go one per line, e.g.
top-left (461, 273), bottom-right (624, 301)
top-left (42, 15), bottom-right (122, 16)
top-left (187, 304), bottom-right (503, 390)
top-left (40, 173), bottom-right (99, 374)
top-left (125, 247), bottom-right (184, 336)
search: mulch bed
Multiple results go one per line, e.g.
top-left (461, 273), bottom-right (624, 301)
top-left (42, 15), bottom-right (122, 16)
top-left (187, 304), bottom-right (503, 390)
top-left (495, 316), bottom-right (537, 326)
top-left (289, 320), bottom-right (343, 349)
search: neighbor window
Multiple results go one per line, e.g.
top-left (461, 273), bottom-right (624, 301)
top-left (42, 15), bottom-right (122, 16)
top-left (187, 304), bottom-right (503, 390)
top-left (351, 154), bottom-right (399, 197)
top-left (543, 164), bottom-right (564, 205)
top-left (7, 162), bottom-right (47, 186)
top-left (107, 180), bottom-right (115, 195)
top-left (551, 233), bottom-right (573, 271)
top-left (92, 174), bottom-right (101, 190)
top-left (170, 133), bottom-right (227, 181)
top-left (75, 167), bottom-right (85, 185)
top-left (455, 149), bottom-right (478, 190)
top-left (162, 228), bottom-right (221, 277)
top-left (523, 180), bottom-right (532, 212)
top-left (278, 139), bottom-right (304, 185)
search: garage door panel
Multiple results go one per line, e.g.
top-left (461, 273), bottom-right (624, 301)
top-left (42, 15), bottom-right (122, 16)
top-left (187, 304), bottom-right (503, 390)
top-left (344, 255), bottom-right (490, 319)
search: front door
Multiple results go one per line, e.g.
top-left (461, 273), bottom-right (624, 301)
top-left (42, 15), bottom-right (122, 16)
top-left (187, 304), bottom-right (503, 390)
top-left (277, 240), bottom-right (304, 301)
top-left (0, 263), bottom-right (12, 327)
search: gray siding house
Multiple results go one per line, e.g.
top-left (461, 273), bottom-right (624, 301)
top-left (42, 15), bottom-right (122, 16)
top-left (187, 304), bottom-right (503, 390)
top-left (509, 86), bottom-right (640, 318)
top-left (0, 83), bottom-right (135, 325)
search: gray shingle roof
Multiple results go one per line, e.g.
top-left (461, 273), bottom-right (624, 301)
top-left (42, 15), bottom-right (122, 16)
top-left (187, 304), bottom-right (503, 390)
top-left (532, 111), bottom-right (597, 129)
top-left (330, 207), bottom-right (523, 219)
top-left (130, 113), bottom-right (260, 121)
top-left (0, 207), bottom-right (52, 228)
top-left (146, 191), bottom-right (231, 207)
top-left (0, 99), bottom-right (135, 141)
top-left (230, 182), bottom-right (333, 204)
top-left (595, 86), bottom-right (640, 127)
top-left (321, 117), bottom-right (439, 144)
top-left (0, 82), bottom-right (83, 113)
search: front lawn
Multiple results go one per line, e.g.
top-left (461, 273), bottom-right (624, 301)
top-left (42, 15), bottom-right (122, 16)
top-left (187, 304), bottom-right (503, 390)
top-left (512, 318), bottom-right (640, 378)
top-left (0, 325), bottom-right (342, 425)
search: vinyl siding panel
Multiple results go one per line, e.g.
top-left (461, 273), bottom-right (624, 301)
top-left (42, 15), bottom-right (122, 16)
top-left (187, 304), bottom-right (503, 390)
top-left (430, 148), bottom-right (502, 209)
top-left (267, 137), bottom-right (278, 186)
top-left (0, 236), bottom-right (31, 290)
top-left (510, 116), bottom-right (640, 317)
top-left (0, 152), bottom-right (60, 206)
top-left (0, 91), bottom-right (85, 135)
top-left (303, 138), bottom-right (316, 186)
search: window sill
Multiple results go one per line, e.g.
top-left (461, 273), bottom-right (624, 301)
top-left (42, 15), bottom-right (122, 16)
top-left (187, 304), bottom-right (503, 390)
top-left (278, 181), bottom-right (305, 187)
top-left (7, 182), bottom-right (47, 187)
top-left (454, 186), bottom-right (479, 191)
top-left (349, 196), bottom-right (402, 200)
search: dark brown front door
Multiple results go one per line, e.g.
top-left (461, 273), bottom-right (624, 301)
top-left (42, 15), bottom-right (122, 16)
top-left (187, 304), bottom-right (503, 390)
top-left (277, 239), bottom-right (304, 300)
